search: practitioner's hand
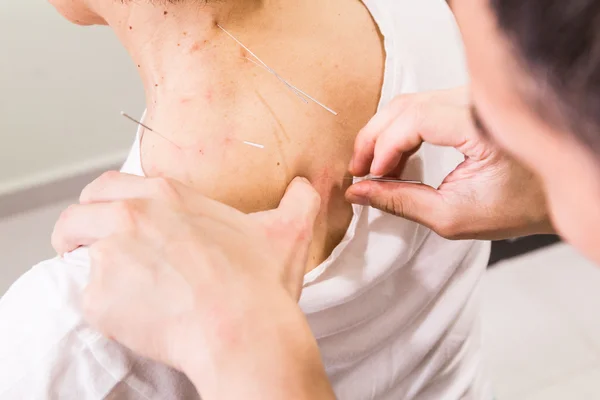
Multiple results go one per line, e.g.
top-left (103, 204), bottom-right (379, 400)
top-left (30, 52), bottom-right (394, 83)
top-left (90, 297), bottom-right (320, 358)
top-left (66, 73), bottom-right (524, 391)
top-left (347, 87), bottom-right (554, 240)
top-left (52, 173), bottom-right (334, 400)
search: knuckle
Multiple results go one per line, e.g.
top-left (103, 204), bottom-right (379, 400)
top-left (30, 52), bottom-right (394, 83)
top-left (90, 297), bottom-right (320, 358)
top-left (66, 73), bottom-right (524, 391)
top-left (286, 219), bottom-right (312, 244)
top-left (80, 171), bottom-right (119, 203)
top-left (111, 200), bottom-right (139, 230)
top-left (56, 204), bottom-right (79, 227)
top-left (278, 215), bottom-right (309, 239)
top-left (61, 203), bottom-right (78, 219)
top-left (89, 241), bottom-right (113, 266)
top-left (390, 94), bottom-right (412, 112)
top-left (278, 215), bottom-right (295, 232)
top-left (390, 93), bottom-right (427, 115)
top-left (51, 205), bottom-right (77, 251)
top-left (407, 101), bottom-right (429, 125)
top-left (79, 185), bottom-right (92, 204)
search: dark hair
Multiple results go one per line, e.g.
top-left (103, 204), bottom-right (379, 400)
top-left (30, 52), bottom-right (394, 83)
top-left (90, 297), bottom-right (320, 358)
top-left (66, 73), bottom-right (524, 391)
top-left (490, 0), bottom-right (600, 153)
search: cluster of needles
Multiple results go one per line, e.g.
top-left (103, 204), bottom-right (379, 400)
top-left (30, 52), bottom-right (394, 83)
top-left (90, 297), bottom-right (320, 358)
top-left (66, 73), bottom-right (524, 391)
top-left (121, 24), bottom-right (339, 150)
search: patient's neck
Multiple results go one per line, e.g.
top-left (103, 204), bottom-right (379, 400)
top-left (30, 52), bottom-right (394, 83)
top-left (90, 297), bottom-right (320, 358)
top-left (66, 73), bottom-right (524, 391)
top-left (94, 0), bottom-right (279, 123)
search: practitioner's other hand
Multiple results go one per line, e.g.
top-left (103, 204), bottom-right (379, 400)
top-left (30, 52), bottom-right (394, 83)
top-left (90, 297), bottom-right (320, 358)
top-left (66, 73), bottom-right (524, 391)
top-left (347, 87), bottom-right (554, 240)
top-left (52, 173), bottom-right (334, 400)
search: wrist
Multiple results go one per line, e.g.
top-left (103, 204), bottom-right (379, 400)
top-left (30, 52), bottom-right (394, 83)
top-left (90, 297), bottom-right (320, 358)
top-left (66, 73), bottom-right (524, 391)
top-left (181, 294), bottom-right (334, 400)
top-left (524, 217), bottom-right (556, 236)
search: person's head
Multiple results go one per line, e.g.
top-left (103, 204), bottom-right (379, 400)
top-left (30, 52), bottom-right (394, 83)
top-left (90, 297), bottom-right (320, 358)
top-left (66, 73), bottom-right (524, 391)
top-left (450, 0), bottom-right (600, 263)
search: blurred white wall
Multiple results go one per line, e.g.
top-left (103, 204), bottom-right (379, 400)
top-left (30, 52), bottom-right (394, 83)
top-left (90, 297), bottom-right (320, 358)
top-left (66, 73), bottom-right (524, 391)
top-left (0, 1), bottom-right (144, 196)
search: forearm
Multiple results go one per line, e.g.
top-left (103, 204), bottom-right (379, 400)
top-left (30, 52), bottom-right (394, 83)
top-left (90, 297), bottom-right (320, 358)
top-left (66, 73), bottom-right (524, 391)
top-left (183, 297), bottom-right (336, 400)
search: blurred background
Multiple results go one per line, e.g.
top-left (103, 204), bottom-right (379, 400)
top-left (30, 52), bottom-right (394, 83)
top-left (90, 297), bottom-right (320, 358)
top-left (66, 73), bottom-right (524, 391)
top-left (1, 2), bottom-right (600, 400)
top-left (0, 1), bottom-right (143, 215)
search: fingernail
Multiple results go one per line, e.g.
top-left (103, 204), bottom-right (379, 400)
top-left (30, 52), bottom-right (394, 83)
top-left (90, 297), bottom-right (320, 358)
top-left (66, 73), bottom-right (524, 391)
top-left (348, 155), bottom-right (355, 172)
top-left (346, 187), bottom-right (370, 206)
top-left (370, 163), bottom-right (381, 177)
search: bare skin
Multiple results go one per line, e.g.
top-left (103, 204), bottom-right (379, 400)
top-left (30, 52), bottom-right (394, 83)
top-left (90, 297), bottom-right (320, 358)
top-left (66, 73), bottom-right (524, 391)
top-left (49, 0), bottom-right (384, 272)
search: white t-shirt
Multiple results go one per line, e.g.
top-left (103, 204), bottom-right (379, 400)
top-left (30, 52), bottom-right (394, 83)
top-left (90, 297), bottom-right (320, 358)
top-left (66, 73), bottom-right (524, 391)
top-left (0, 1), bottom-right (492, 398)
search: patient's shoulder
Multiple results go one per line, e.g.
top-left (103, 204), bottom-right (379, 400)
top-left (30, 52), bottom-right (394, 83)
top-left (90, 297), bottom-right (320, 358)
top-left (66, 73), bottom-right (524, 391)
top-left (0, 250), bottom-right (198, 399)
top-left (0, 251), bottom-right (92, 350)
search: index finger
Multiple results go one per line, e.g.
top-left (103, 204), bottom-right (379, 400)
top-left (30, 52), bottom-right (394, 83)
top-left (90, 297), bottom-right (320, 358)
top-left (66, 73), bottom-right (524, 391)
top-left (350, 96), bottom-right (412, 177)
top-left (353, 103), bottom-right (478, 178)
top-left (370, 103), bottom-right (476, 176)
top-left (52, 202), bottom-right (138, 256)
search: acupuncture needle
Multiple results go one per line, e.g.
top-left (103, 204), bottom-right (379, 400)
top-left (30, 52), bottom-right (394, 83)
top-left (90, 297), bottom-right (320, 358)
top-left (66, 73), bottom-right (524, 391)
top-left (243, 56), bottom-right (309, 104)
top-left (218, 25), bottom-right (304, 101)
top-left (343, 177), bottom-right (422, 184)
top-left (121, 112), bottom-right (182, 149)
top-left (218, 24), bottom-right (338, 116)
top-left (121, 112), bottom-right (265, 150)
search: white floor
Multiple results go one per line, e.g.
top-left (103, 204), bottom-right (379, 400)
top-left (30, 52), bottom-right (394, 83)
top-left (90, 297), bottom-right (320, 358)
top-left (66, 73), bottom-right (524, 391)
top-left (1, 201), bottom-right (600, 399)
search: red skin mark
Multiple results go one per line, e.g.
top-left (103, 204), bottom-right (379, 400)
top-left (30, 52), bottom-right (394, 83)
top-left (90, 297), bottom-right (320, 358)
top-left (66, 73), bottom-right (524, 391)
top-left (312, 168), bottom-right (335, 205)
top-left (222, 136), bottom-right (235, 146)
top-left (180, 98), bottom-right (191, 104)
top-left (129, 26), bottom-right (133, 30)
top-left (190, 42), bottom-right (201, 52)
top-left (204, 90), bottom-right (213, 102)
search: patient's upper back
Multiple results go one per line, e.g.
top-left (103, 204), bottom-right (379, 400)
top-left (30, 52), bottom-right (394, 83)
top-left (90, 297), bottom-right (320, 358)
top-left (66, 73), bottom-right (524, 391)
top-left (138, 1), bottom-right (385, 271)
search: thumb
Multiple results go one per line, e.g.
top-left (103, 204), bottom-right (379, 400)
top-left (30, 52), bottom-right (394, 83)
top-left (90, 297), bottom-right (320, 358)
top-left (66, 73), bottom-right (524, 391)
top-left (346, 181), bottom-right (450, 232)
top-left (277, 177), bottom-right (322, 226)
top-left (252, 177), bottom-right (321, 299)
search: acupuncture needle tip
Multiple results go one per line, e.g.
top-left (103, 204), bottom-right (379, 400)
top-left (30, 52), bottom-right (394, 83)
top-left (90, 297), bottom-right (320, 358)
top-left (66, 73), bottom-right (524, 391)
top-left (243, 140), bottom-right (265, 149)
